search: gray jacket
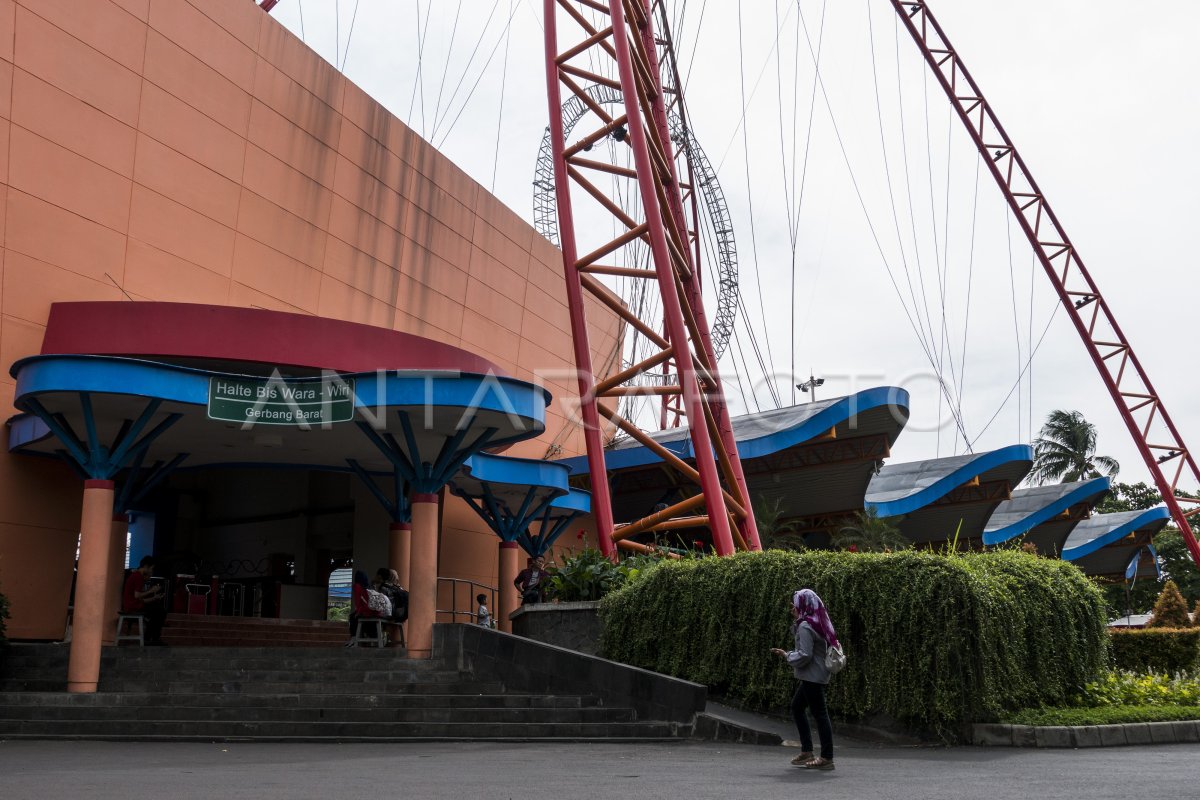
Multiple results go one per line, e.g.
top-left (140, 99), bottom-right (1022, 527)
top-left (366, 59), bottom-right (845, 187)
top-left (787, 621), bottom-right (831, 684)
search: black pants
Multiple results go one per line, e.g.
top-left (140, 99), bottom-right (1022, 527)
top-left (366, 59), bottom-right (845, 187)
top-left (791, 680), bottom-right (834, 760)
top-left (141, 600), bottom-right (166, 643)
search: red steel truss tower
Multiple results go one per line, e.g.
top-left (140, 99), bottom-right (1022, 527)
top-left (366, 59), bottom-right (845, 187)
top-left (542, 0), bottom-right (761, 557)
top-left (892, 0), bottom-right (1200, 565)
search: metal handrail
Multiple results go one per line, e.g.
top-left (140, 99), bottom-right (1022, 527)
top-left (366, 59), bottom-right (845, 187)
top-left (436, 577), bottom-right (497, 626)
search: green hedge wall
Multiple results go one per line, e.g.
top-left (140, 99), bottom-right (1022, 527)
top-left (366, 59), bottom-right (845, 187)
top-left (598, 550), bottom-right (1109, 733)
top-left (1110, 628), bottom-right (1200, 674)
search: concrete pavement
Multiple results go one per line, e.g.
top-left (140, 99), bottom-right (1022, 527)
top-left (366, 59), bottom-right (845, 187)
top-left (2, 739), bottom-right (1198, 799)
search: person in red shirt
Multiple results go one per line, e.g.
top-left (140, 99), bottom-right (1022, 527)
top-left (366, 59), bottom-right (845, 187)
top-left (346, 569), bottom-right (382, 644)
top-left (122, 555), bottom-right (167, 645)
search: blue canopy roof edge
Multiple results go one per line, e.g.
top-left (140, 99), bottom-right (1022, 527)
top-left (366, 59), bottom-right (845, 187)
top-left (12, 354), bottom-right (551, 413)
top-left (865, 444), bottom-right (1034, 518)
top-left (1060, 506), bottom-right (1172, 562)
top-left (454, 452), bottom-right (571, 499)
top-left (548, 486), bottom-right (591, 514)
top-left (982, 476), bottom-right (1112, 546)
top-left (555, 385), bottom-right (911, 474)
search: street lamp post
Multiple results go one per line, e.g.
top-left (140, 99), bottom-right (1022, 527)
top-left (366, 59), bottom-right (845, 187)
top-left (797, 373), bottom-right (824, 403)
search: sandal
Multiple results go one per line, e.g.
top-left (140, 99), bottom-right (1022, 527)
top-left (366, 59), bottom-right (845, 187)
top-left (805, 757), bottom-right (835, 771)
top-left (790, 751), bottom-right (815, 766)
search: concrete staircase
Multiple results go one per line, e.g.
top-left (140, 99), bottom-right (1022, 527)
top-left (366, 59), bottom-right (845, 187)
top-left (158, 613), bottom-right (348, 648)
top-left (0, 631), bottom-right (698, 742)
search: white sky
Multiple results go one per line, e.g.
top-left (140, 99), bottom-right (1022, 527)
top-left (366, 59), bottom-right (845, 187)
top-left (267, 0), bottom-right (1200, 492)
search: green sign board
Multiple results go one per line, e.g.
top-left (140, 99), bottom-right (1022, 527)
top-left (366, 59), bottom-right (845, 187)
top-left (207, 375), bottom-right (356, 426)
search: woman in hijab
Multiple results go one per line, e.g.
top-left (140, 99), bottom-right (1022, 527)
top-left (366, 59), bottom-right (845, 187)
top-left (770, 588), bottom-right (838, 770)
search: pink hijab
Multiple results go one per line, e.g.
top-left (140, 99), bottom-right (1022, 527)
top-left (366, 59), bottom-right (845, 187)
top-left (793, 589), bottom-right (840, 648)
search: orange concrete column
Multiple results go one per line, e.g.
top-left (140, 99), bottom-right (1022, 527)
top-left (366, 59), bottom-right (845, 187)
top-left (498, 541), bottom-right (519, 633)
top-left (407, 494), bottom-right (439, 659)
top-left (389, 521), bottom-right (411, 589)
top-left (68, 480), bottom-right (116, 693)
top-left (101, 514), bottom-right (128, 645)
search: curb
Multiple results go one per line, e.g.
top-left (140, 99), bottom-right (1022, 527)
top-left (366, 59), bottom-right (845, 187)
top-left (970, 721), bottom-right (1200, 747)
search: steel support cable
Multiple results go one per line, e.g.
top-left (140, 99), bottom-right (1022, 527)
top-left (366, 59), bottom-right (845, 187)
top-left (1004, 210), bottom-right (1025, 440)
top-left (932, 107), bottom-right (961, 454)
top-left (935, 110), bottom-right (956, 454)
top-left (891, 13), bottom-right (942, 369)
top-left (339, 0), bottom-right (361, 71)
top-left (714, 2), bottom-right (796, 173)
top-left (1028, 249), bottom-right (1036, 443)
top-left (431, 0), bottom-right (498, 139)
top-left (297, 0), bottom-right (305, 42)
top-left (798, 5), bottom-right (971, 446)
top-left (929, 79), bottom-right (965, 454)
top-left (430, 0), bottom-right (466, 133)
top-left (334, 0), bottom-right (339, 71)
top-left (407, 2), bottom-right (432, 136)
top-left (952, 155), bottom-right (981, 455)
top-left (791, 0), bottom-right (828, 405)
top-left (922, 58), bottom-right (949, 373)
top-left (736, 0), bottom-right (781, 408)
top-left (775, 0), bottom-right (802, 406)
top-left (435, 3), bottom-right (521, 148)
top-left (680, 0), bottom-right (710, 100)
top-left (969, 304), bottom-right (1061, 449)
top-left (490, 0), bottom-right (516, 194)
top-left (867, 1), bottom-right (937, 367)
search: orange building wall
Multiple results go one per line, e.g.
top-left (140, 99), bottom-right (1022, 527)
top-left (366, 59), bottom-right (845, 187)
top-left (0, 0), bottom-right (620, 637)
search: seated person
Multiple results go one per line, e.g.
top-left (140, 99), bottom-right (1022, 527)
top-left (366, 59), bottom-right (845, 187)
top-left (514, 556), bottom-right (548, 605)
top-left (122, 555), bottom-right (167, 645)
top-left (373, 567), bottom-right (409, 624)
top-left (348, 569), bottom-right (383, 644)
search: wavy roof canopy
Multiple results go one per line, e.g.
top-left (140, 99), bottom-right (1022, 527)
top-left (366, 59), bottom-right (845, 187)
top-left (8, 355), bottom-right (549, 479)
top-left (982, 477), bottom-right (1112, 553)
top-left (865, 445), bottom-right (1033, 545)
top-left (1061, 507), bottom-right (1172, 577)
top-left (557, 388), bottom-right (910, 534)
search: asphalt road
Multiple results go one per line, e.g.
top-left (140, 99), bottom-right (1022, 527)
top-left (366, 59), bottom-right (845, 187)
top-left (1, 739), bottom-right (1197, 800)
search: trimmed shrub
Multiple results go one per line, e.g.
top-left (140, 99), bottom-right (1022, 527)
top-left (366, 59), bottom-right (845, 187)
top-left (1148, 580), bottom-right (1193, 628)
top-left (1110, 628), bottom-right (1200, 674)
top-left (1003, 705), bottom-right (1200, 726)
top-left (1072, 669), bottom-right (1200, 707)
top-left (598, 550), bottom-right (1109, 734)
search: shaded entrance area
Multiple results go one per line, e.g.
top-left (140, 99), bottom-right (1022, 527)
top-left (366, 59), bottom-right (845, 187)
top-left (6, 302), bottom-right (550, 691)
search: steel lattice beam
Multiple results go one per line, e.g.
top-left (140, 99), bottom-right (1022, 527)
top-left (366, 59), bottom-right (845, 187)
top-left (893, 0), bottom-right (1200, 567)
top-left (543, 0), bottom-right (760, 555)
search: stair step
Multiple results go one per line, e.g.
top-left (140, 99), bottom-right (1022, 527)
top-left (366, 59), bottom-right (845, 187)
top-left (92, 669), bottom-right (470, 683)
top-left (0, 719), bottom-right (681, 740)
top-left (0, 692), bottom-right (603, 709)
top-left (0, 704), bottom-right (634, 723)
top-left (93, 680), bottom-right (509, 695)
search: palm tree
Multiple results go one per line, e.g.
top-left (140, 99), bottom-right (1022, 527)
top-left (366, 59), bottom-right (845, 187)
top-left (831, 509), bottom-right (909, 552)
top-left (753, 496), bottom-right (805, 552)
top-left (1030, 410), bottom-right (1120, 484)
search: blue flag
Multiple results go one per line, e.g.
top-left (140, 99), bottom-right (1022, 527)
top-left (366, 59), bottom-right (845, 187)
top-left (1125, 549), bottom-right (1140, 581)
top-left (1147, 544), bottom-right (1162, 580)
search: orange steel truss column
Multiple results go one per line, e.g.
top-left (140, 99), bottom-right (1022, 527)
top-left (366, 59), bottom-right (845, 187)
top-left (893, 0), bottom-right (1200, 566)
top-left (543, 0), bottom-right (760, 556)
top-left (68, 480), bottom-right (116, 693)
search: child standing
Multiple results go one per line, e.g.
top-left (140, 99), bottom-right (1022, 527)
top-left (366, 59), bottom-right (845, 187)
top-left (476, 593), bottom-right (493, 628)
